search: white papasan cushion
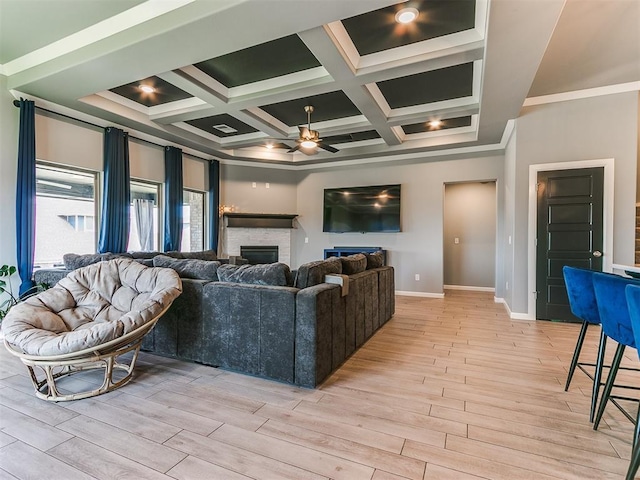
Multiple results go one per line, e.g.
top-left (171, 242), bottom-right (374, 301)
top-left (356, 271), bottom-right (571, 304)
top-left (2, 258), bottom-right (182, 356)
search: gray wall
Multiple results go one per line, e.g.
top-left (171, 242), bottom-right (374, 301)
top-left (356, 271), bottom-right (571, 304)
top-left (220, 164), bottom-right (298, 215)
top-left (295, 156), bottom-right (504, 294)
top-left (443, 182), bottom-right (496, 289)
top-left (509, 91), bottom-right (639, 315)
top-left (219, 164), bottom-right (299, 264)
top-left (502, 126), bottom-right (517, 308)
top-left (0, 76), bottom-right (18, 274)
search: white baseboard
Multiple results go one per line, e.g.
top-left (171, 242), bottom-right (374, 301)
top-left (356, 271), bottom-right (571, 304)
top-left (494, 297), bottom-right (534, 321)
top-left (444, 285), bottom-right (495, 292)
top-left (395, 290), bottom-right (445, 298)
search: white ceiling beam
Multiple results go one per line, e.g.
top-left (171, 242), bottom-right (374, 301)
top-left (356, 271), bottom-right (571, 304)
top-left (386, 103), bottom-right (480, 127)
top-left (298, 27), bottom-right (402, 146)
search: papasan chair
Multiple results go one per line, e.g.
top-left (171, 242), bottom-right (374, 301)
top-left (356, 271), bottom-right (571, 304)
top-left (2, 258), bottom-right (182, 401)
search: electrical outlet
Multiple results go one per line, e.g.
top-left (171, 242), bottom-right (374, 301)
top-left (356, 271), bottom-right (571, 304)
top-left (506, 281), bottom-right (509, 290)
top-left (415, 274), bottom-right (420, 281)
top-left (252, 182), bottom-right (256, 188)
top-left (454, 237), bottom-right (459, 244)
top-left (304, 237), bottom-right (309, 244)
top-left (508, 235), bottom-right (512, 245)
top-left (265, 183), bottom-right (270, 188)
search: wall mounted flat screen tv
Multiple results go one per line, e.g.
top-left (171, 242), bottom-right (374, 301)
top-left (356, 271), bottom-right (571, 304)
top-left (323, 184), bottom-right (401, 233)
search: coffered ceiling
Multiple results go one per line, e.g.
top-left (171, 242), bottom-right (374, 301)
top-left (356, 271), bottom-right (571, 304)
top-left (1, 0), bottom-right (636, 169)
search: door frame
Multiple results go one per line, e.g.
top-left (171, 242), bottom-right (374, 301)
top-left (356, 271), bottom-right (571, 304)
top-left (527, 158), bottom-right (614, 320)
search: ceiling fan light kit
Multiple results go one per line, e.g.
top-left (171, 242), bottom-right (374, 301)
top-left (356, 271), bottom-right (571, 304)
top-left (284, 105), bottom-right (340, 155)
top-left (395, 7), bottom-right (419, 24)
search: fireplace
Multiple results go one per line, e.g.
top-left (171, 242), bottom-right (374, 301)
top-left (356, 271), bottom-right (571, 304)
top-left (223, 214), bottom-right (297, 266)
top-left (240, 246), bottom-right (279, 265)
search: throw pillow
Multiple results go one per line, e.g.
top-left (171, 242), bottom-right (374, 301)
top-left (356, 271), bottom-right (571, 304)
top-left (180, 249), bottom-right (218, 261)
top-left (129, 251), bottom-right (161, 260)
top-left (63, 252), bottom-right (132, 270)
top-left (63, 253), bottom-right (104, 270)
top-left (340, 253), bottom-right (367, 275)
top-left (217, 263), bottom-right (292, 286)
top-left (152, 255), bottom-right (221, 281)
top-left (294, 257), bottom-right (342, 289)
top-left (364, 251), bottom-right (384, 269)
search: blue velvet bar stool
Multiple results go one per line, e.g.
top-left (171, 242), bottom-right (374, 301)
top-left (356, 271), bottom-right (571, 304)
top-left (562, 266), bottom-right (605, 422)
top-left (592, 272), bottom-right (640, 434)
top-left (624, 284), bottom-right (640, 480)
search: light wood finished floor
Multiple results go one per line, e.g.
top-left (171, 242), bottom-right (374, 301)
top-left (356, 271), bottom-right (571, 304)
top-left (1, 290), bottom-right (638, 479)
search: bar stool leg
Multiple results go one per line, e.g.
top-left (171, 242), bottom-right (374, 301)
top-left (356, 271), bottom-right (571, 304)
top-left (627, 440), bottom-right (640, 480)
top-left (565, 321), bottom-right (590, 391)
top-left (594, 343), bottom-right (625, 430)
top-left (628, 406), bottom-right (640, 480)
top-left (591, 330), bottom-right (608, 423)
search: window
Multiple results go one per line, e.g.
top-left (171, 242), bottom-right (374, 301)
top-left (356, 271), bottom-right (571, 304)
top-left (129, 181), bottom-right (159, 252)
top-left (181, 190), bottom-right (205, 252)
top-left (60, 215), bottom-right (94, 232)
top-left (35, 165), bottom-right (97, 269)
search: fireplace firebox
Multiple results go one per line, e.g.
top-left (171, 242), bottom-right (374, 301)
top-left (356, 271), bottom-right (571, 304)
top-left (240, 246), bottom-right (279, 265)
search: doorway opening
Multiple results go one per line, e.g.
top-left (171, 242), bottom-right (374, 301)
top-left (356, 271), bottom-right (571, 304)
top-left (443, 181), bottom-right (497, 292)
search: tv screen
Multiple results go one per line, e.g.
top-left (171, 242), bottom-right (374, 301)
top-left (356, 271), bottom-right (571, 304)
top-left (323, 184), bottom-right (401, 233)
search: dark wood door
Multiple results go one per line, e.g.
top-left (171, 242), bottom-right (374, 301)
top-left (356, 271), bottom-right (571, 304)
top-left (536, 167), bottom-right (604, 321)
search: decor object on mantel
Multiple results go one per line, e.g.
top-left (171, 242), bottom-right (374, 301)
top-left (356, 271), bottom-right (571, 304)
top-left (224, 212), bottom-right (297, 229)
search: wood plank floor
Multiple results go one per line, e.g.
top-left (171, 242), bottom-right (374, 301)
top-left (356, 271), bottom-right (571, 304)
top-left (1, 290), bottom-right (638, 479)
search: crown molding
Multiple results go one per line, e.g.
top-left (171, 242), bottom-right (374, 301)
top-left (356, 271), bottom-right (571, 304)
top-left (523, 81), bottom-right (640, 107)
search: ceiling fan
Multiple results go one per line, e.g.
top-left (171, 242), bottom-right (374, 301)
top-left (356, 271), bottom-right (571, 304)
top-left (286, 106), bottom-right (343, 155)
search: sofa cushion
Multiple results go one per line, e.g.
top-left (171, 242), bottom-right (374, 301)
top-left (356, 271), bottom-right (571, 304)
top-left (63, 252), bottom-right (132, 270)
top-left (153, 255), bottom-right (221, 281)
top-left (294, 257), bottom-right (342, 289)
top-left (134, 258), bottom-right (155, 267)
top-left (180, 249), bottom-right (218, 260)
top-left (129, 251), bottom-right (184, 260)
top-left (217, 263), bottom-right (292, 286)
top-left (364, 251), bottom-right (385, 269)
top-left (340, 254), bottom-right (367, 275)
top-left (129, 251), bottom-right (160, 260)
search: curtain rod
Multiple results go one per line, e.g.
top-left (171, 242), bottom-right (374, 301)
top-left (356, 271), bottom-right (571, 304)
top-left (12, 99), bottom-right (214, 163)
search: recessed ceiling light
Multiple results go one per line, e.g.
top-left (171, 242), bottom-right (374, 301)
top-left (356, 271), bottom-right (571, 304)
top-left (428, 120), bottom-right (443, 129)
top-left (300, 140), bottom-right (317, 149)
top-left (265, 143), bottom-right (274, 149)
top-left (395, 7), bottom-right (419, 24)
top-left (139, 84), bottom-right (155, 94)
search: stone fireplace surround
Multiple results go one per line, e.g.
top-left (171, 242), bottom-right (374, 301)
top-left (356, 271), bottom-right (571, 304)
top-left (222, 213), bottom-right (297, 266)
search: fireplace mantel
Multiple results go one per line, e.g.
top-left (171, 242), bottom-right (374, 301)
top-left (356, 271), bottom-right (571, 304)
top-left (223, 213), bottom-right (298, 229)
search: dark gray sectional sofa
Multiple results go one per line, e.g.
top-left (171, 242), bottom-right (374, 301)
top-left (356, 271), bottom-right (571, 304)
top-left (33, 251), bottom-right (394, 387)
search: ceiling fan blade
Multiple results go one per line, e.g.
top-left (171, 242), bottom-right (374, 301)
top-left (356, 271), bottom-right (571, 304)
top-left (287, 145), bottom-right (301, 153)
top-left (298, 126), bottom-right (310, 138)
top-left (268, 141), bottom-right (293, 149)
top-left (323, 134), bottom-right (353, 142)
top-left (317, 142), bottom-right (339, 153)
